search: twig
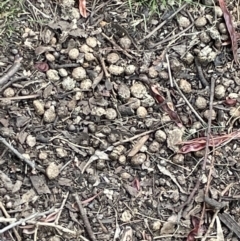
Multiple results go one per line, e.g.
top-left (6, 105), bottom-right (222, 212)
top-left (0, 202), bottom-right (21, 241)
top-left (101, 32), bottom-right (133, 59)
top-left (0, 57), bottom-right (23, 86)
top-left (173, 78), bottom-right (207, 125)
top-left (195, 57), bottom-right (209, 87)
top-left (26, 0), bottom-right (51, 18)
top-left (0, 136), bottom-right (43, 173)
top-left (139, 3), bottom-right (188, 43)
top-left (0, 76), bottom-right (28, 93)
top-left (73, 193), bottom-right (97, 241)
top-left (27, 221), bottom-right (77, 235)
top-left (0, 94), bottom-right (39, 101)
top-left (49, 63), bottom-right (80, 69)
top-left (113, 129), bottom-right (157, 146)
top-left (166, 54), bottom-right (173, 88)
top-left (0, 212), bottom-right (39, 234)
top-left (54, 192), bottom-right (69, 225)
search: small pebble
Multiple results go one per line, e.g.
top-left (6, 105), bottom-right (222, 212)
top-left (3, 88), bottom-right (15, 97)
top-left (108, 65), bottom-right (124, 75)
top-left (45, 53), bottom-right (55, 62)
top-left (195, 96), bottom-right (207, 110)
top-left (80, 79), bottom-right (92, 91)
top-left (62, 77), bottom-right (76, 91)
top-left (33, 100), bottom-right (45, 115)
top-left (46, 162), bottom-right (60, 180)
top-left (107, 53), bottom-right (120, 64)
top-left (179, 79), bottom-right (191, 93)
top-left (137, 106), bottom-right (148, 118)
top-left (177, 16), bottom-right (191, 28)
top-left (46, 69), bottom-right (60, 81)
top-left (130, 83), bottom-right (147, 99)
top-left (131, 153), bottom-right (146, 166)
top-left (86, 37), bottom-right (97, 48)
top-left (195, 16), bottom-right (207, 27)
top-left (56, 147), bottom-right (68, 158)
top-left (85, 53), bottom-right (95, 61)
top-left (118, 84), bottom-right (130, 100)
top-left (80, 44), bottom-right (93, 53)
top-left (214, 84), bottom-right (226, 99)
top-left (68, 48), bottom-right (79, 60)
top-left (125, 65), bottom-right (136, 75)
top-left (203, 109), bottom-right (217, 120)
top-left (105, 108), bottom-right (117, 120)
top-left (43, 107), bottom-right (56, 123)
top-left (155, 130), bottom-right (167, 143)
top-left (119, 36), bottom-right (131, 49)
top-left (72, 67), bottom-right (86, 80)
top-left (58, 68), bottom-right (68, 77)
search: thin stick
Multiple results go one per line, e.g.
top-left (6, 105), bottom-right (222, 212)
top-left (0, 57), bottom-right (23, 86)
top-left (101, 32), bottom-right (133, 59)
top-left (0, 136), bottom-right (45, 173)
top-left (0, 94), bottom-right (39, 101)
top-left (113, 129), bottom-right (157, 146)
top-left (54, 192), bottom-right (69, 225)
top-left (166, 54), bottom-right (173, 88)
top-left (0, 212), bottom-right (39, 234)
top-left (139, 3), bottom-right (188, 43)
top-left (26, 0), bottom-right (51, 18)
top-left (73, 193), bottom-right (97, 241)
top-left (0, 202), bottom-right (21, 241)
top-left (173, 78), bottom-right (206, 125)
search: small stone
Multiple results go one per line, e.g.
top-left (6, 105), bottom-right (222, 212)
top-left (202, 0), bottom-right (214, 5)
top-left (80, 79), bottom-right (92, 91)
top-left (127, 98), bottom-right (141, 109)
top-left (62, 77), bottom-right (76, 91)
top-left (172, 154), bottom-right (184, 165)
top-left (195, 96), bottom-right (207, 110)
top-left (118, 155), bottom-right (127, 165)
top-left (195, 16), bottom-right (207, 27)
top-left (86, 37), bottom-right (97, 48)
top-left (72, 67), bottom-right (86, 80)
top-left (155, 130), bottom-right (167, 143)
top-left (33, 100), bottom-right (45, 115)
top-left (107, 53), bottom-right (120, 64)
top-left (26, 135), bottom-right (36, 147)
top-left (177, 16), bottom-right (190, 28)
top-left (183, 52), bottom-right (194, 65)
top-left (46, 162), bottom-right (59, 180)
top-left (214, 6), bottom-right (223, 17)
top-left (45, 53), bottom-right (55, 62)
top-left (203, 109), bottom-right (217, 120)
top-left (105, 108), bottom-right (117, 120)
top-left (119, 36), bottom-right (131, 49)
top-left (152, 220), bottom-right (161, 231)
top-left (125, 65), bottom-right (136, 75)
top-left (68, 48), bottom-right (79, 60)
top-left (179, 79), bottom-right (191, 93)
top-left (148, 66), bottom-right (158, 78)
top-left (137, 106), bottom-right (148, 118)
top-left (91, 107), bottom-right (106, 116)
top-left (80, 44), bottom-right (93, 53)
top-left (167, 128), bottom-right (184, 152)
top-left (3, 88), bottom-right (15, 97)
top-left (39, 152), bottom-right (47, 160)
top-left (56, 147), bottom-right (68, 158)
top-left (199, 32), bottom-right (211, 43)
top-left (108, 65), bottom-right (124, 75)
top-left (214, 85), bottom-right (226, 99)
top-left (149, 141), bottom-right (160, 153)
top-left (159, 71), bottom-right (169, 80)
top-left (218, 23), bottom-right (227, 34)
top-left (75, 90), bottom-right (83, 100)
top-left (118, 84), bottom-right (130, 100)
top-left (58, 68), bottom-right (68, 77)
top-left (141, 95), bottom-right (155, 107)
top-left (46, 69), bottom-right (60, 81)
top-left (121, 172), bottom-right (131, 179)
top-left (131, 153), bottom-right (146, 166)
top-left (85, 52), bottom-right (95, 61)
top-left (130, 83), bottom-right (147, 99)
top-left (43, 107), bottom-right (56, 123)
top-left (170, 59), bottom-right (181, 72)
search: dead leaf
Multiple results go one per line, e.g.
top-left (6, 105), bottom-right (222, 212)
top-left (128, 135), bottom-right (149, 157)
top-left (0, 171), bottom-right (13, 191)
top-left (30, 176), bottom-right (51, 194)
top-left (79, 0), bottom-right (87, 18)
top-left (35, 62), bottom-right (49, 72)
top-left (35, 46), bottom-right (55, 55)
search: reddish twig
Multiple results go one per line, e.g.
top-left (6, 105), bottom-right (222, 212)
top-left (0, 56), bottom-right (23, 86)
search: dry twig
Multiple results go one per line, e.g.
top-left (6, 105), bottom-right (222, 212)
top-left (73, 193), bottom-right (97, 241)
top-left (0, 56), bottom-right (23, 86)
